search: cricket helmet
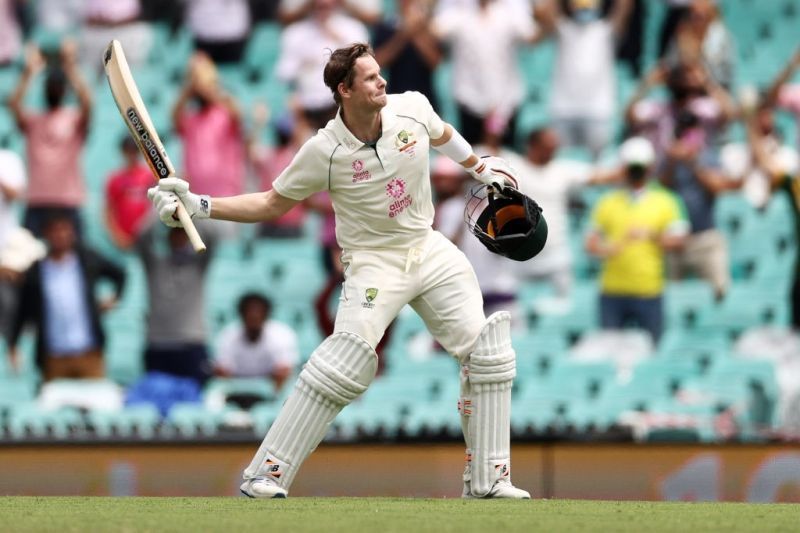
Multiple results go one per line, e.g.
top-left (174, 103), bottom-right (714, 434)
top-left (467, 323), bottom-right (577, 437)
top-left (464, 183), bottom-right (548, 262)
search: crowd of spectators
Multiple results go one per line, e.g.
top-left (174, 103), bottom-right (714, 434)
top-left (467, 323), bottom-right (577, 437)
top-left (1, 0), bottom-right (800, 434)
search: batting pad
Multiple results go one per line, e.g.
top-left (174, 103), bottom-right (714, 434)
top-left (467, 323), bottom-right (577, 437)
top-left (463, 311), bottom-right (516, 497)
top-left (243, 332), bottom-right (378, 489)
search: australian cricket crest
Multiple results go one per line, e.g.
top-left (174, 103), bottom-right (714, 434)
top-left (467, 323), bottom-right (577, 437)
top-left (395, 129), bottom-right (417, 157)
top-left (362, 288), bottom-right (379, 309)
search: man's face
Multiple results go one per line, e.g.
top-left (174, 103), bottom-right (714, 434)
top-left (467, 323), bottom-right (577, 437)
top-left (242, 302), bottom-right (268, 333)
top-left (45, 219), bottom-right (76, 255)
top-left (527, 130), bottom-right (560, 165)
top-left (343, 56), bottom-right (387, 111)
top-left (756, 107), bottom-right (775, 136)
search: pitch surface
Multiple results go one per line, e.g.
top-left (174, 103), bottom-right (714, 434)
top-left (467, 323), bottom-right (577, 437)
top-left (2, 496), bottom-right (798, 532)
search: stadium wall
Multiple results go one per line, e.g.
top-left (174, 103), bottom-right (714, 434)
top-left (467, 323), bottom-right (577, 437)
top-left (1, 443), bottom-right (799, 502)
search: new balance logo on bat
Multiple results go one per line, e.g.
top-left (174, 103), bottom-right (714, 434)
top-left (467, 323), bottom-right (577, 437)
top-left (126, 107), bottom-right (169, 178)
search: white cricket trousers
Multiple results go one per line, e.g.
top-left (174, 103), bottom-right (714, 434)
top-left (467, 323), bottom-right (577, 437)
top-left (334, 230), bottom-right (486, 360)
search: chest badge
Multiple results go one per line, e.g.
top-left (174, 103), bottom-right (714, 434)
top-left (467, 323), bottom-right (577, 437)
top-left (395, 129), bottom-right (417, 157)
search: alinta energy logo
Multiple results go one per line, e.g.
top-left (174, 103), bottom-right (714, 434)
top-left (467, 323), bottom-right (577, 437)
top-left (352, 159), bottom-right (371, 183)
top-left (386, 178), bottom-right (411, 218)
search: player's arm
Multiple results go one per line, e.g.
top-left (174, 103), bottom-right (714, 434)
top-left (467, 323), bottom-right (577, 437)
top-left (431, 124), bottom-right (517, 188)
top-left (149, 177), bottom-right (300, 225)
top-left (210, 189), bottom-right (299, 223)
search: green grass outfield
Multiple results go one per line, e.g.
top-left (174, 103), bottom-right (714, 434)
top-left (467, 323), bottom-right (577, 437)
top-left (2, 497), bottom-right (799, 532)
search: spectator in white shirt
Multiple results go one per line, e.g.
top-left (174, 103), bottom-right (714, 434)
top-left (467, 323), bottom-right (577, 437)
top-left (0, 148), bottom-right (28, 340)
top-left (277, 0), bottom-right (381, 26)
top-left (275, 0), bottom-right (369, 131)
top-left (81, 0), bottom-right (152, 73)
top-left (537, 0), bottom-right (633, 161)
top-left (508, 126), bottom-right (620, 296)
top-left (214, 293), bottom-right (299, 391)
top-left (184, 0), bottom-right (251, 64)
top-left (434, 0), bottom-right (545, 147)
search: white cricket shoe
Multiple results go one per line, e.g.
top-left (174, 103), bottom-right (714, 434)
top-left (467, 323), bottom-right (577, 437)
top-left (240, 477), bottom-right (288, 499)
top-left (463, 478), bottom-right (531, 499)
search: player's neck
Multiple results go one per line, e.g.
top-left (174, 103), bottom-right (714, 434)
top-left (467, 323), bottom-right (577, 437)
top-left (341, 105), bottom-right (382, 144)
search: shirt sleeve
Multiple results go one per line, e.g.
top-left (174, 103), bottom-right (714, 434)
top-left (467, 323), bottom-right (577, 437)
top-left (271, 135), bottom-right (331, 201)
top-left (405, 91), bottom-right (445, 140)
top-left (0, 150), bottom-right (26, 192)
top-left (270, 322), bottom-right (299, 368)
top-left (560, 160), bottom-right (593, 190)
top-left (213, 325), bottom-right (238, 372)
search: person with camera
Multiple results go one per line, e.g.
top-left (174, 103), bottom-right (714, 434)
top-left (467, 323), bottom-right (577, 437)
top-left (624, 61), bottom-right (740, 300)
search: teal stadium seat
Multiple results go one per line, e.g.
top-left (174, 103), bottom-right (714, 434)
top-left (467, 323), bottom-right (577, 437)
top-left (87, 404), bottom-right (161, 439)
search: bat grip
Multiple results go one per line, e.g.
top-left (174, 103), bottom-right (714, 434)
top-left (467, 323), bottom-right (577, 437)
top-left (174, 201), bottom-right (207, 253)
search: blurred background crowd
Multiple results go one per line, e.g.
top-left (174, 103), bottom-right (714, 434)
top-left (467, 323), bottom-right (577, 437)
top-left (1, 0), bottom-right (800, 444)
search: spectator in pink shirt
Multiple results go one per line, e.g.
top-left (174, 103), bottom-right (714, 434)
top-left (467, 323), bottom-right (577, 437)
top-left (9, 41), bottom-right (91, 238)
top-left (765, 46), bottom-right (800, 150)
top-left (172, 52), bottom-right (245, 200)
top-left (104, 137), bottom-right (154, 250)
top-left (249, 105), bottom-right (308, 238)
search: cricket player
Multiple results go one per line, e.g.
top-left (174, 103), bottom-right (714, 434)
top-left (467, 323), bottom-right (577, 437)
top-left (148, 43), bottom-right (530, 499)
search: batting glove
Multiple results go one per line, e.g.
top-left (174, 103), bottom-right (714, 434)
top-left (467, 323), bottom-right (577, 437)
top-left (467, 156), bottom-right (519, 190)
top-left (147, 177), bottom-right (211, 228)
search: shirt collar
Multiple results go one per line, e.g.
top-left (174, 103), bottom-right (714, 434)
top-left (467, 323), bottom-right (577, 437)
top-left (330, 104), bottom-right (399, 155)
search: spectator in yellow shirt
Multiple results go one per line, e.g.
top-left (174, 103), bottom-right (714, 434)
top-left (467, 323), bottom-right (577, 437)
top-left (586, 137), bottom-right (689, 342)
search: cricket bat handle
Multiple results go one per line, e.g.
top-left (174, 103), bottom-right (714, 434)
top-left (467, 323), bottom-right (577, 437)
top-left (174, 201), bottom-right (207, 253)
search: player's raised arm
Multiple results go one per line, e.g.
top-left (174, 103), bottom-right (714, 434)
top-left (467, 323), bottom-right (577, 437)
top-left (431, 123), bottom-right (518, 188)
top-left (148, 177), bottom-right (300, 226)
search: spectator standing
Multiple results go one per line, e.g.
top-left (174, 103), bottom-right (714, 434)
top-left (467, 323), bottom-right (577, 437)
top-left (8, 212), bottom-right (126, 381)
top-left (510, 126), bottom-right (620, 296)
top-left (0, 148), bottom-right (27, 340)
top-left (433, 157), bottom-right (520, 323)
top-left (433, 0), bottom-right (544, 147)
top-left (184, 0), bottom-right (251, 64)
top-left (81, 0), bottom-right (152, 73)
top-left (214, 293), bottom-right (299, 391)
top-left (625, 61), bottom-right (737, 161)
top-left (9, 41), bottom-right (91, 238)
top-left (249, 105), bottom-right (308, 238)
top-left (657, 0), bottom-right (692, 59)
top-left (135, 221), bottom-right (214, 386)
top-left (746, 105), bottom-right (800, 329)
top-left (0, 0), bottom-right (24, 66)
top-left (173, 51), bottom-right (245, 238)
top-left (373, 0), bottom-right (442, 108)
top-left (104, 137), bottom-right (154, 250)
top-left (585, 137), bottom-right (688, 342)
top-left (668, 0), bottom-right (734, 89)
top-left (653, 69), bottom-right (741, 300)
top-left (537, 0), bottom-right (633, 160)
top-left (278, 0), bottom-right (381, 26)
top-left (275, 0), bottom-right (370, 132)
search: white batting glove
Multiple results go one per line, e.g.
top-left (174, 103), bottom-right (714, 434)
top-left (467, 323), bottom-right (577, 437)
top-left (467, 156), bottom-right (519, 190)
top-left (146, 177), bottom-right (211, 228)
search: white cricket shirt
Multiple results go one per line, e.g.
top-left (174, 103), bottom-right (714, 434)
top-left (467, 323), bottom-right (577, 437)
top-left (273, 91), bottom-right (445, 251)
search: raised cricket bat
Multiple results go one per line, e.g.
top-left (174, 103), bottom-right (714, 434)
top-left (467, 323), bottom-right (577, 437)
top-left (102, 39), bottom-right (206, 253)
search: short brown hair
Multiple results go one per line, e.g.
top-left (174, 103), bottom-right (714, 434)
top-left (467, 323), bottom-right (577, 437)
top-left (323, 43), bottom-right (374, 106)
